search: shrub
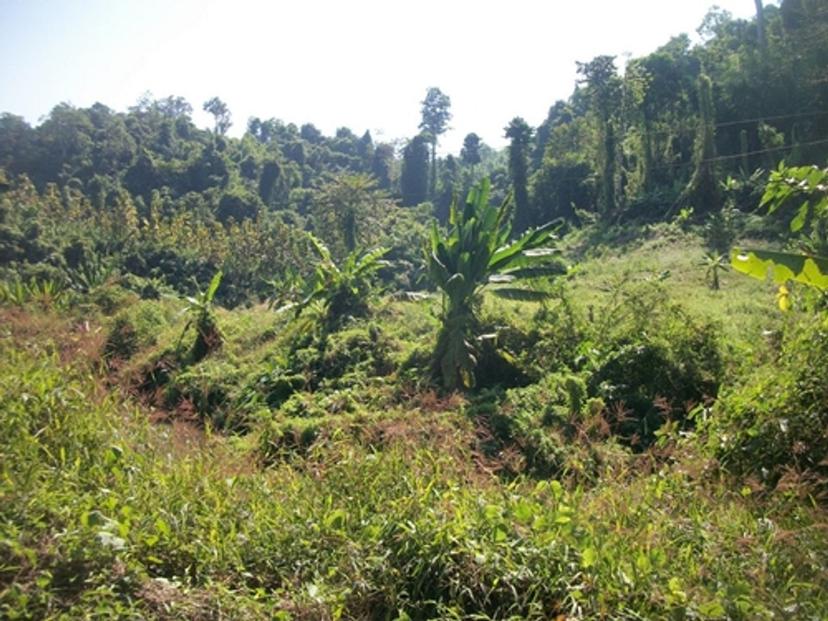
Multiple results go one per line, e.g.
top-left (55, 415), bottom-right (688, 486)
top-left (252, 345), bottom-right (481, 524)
top-left (103, 300), bottom-right (168, 361)
top-left (587, 304), bottom-right (723, 449)
top-left (707, 318), bottom-right (828, 490)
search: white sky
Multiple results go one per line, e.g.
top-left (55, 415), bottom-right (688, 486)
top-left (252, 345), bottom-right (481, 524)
top-left (1, 0), bottom-right (761, 154)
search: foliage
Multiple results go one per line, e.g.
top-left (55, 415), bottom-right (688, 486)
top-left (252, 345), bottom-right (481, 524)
top-left (733, 164), bottom-right (828, 291)
top-left (0, 275), bottom-right (67, 309)
top-left (1, 339), bottom-right (826, 619)
top-left (504, 117), bottom-right (534, 233)
top-left (400, 134), bottom-right (430, 207)
top-left (419, 87), bottom-right (452, 198)
top-left (178, 270), bottom-right (223, 361)
top-left (427, 179), bottom-right (561, 389)
top-left (281, 234), bottom-right (389, 331)
top-left (706, 318), bottom-right (828, 492)
top-left (700, 252), bottom-right (729, 290)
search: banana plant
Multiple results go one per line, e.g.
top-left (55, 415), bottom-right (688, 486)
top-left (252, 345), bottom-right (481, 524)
top-left (278, 233), bottom-right (389, 330)
top-left (427, 178), bottom-right (563, 389)
top-left (178, 270), bottom-right (223, 361)
top-left (700, 253), bottom-right (729, 290)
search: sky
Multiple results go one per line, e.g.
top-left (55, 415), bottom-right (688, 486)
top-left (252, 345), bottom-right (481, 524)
top-left (0, 0), bottom-right (760, 155)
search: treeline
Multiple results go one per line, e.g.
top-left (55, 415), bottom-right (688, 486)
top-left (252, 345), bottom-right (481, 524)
top-left (0, 0), bottom-right (826, 303)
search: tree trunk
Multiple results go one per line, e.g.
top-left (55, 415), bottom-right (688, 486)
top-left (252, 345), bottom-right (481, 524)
top-left (755, 0), bottom-right (766, 51)
top-left (430, 141), bottom-right (437, 201)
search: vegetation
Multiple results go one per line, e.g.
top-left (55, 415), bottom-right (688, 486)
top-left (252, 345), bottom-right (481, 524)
top-left (1, 2), bottom-right (828, 618)
top-left (427, 179), bottom-right (561, 389)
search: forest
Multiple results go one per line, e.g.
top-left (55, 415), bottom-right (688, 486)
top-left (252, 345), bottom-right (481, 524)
top-left (0, 1), bottom-right (827, 619)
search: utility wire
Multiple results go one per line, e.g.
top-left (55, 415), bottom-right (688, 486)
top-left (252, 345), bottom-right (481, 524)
top-left (533, 137), bottom-right (828, 185)
top-left (713, 110), bottom-right (828, 129)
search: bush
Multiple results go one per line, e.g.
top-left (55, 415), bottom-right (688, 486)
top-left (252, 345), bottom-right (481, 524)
top-left (258, 416), bottom-right (324, 463)
top-left (707, 318), bottom-right (828, 490)
top-left (587, 302), bottom-right (723, 449)
top-left (103, 300), bottom-right (168, 360)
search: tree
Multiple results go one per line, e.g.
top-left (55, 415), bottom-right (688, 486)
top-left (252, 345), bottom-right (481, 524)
top-left (258, 159), bottom-right (283, 206)
top-left (435, 155), bottom-right (459, 223)
top-left (311, 173), bottom-right (386, 256)
top-left (371, 143), bottom-right (394, 190)
top-left (754, 0), bottom-right (766, 51)
top-left (426, 178), bottom-right (562, 389)
top-left (400, 134), bottom-right (429, 206)
top-left (677, 74), bottom-right (719, 213)
top-left (505, 117), bottom-right (533, 233)
top-left (460, 133), bottom-right (482, 177)
top-left (577, 56), bottom-right (622, 218)
top-left (357, 130), bottom-right (374, 171)
top-left (203, 97), bottom-right (232, 136)
top-left (419, 87), bottom-right (452, 199)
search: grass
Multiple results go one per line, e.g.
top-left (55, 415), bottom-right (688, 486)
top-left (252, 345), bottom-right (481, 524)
top-left (1, 228), bottom-right (826, 619)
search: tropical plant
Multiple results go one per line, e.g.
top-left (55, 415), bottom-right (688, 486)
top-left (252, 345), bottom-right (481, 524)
top-left (699, 252), bottom-right (728, 290)
top-left (427, 178), bottom-right (562, 389)
top-left (66, 252), bottom-right (117, 293)
top-left (280, 233), bottom-right (389, 330)
top-left (732, 164), bottom-right (828, 293)
top-left (178, 270), bottom-right (223, 361)
top-left (0, 276), bottom-right (66, 309)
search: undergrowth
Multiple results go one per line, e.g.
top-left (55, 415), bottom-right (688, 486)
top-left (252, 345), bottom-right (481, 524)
top-left (1, 231), bottom-right (826, 619)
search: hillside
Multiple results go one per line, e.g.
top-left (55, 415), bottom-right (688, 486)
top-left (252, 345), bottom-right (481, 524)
top-left (2, 1), bottom-right (828, 618)
top-left (2, 223), bottom-right (826, 619)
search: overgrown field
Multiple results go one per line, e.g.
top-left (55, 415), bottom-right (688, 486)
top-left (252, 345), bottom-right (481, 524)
top-left (1, 229), bottom-right (826, 620)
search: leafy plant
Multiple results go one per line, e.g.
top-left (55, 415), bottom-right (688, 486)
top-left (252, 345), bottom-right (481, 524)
top-left (732, 164), bottom-right (828, 292)
top-left (699, 252), bottom-right (729, 290)
top-left (0, 276), bottom-right (66, 309)
top-left (178, 270), bottom-right (223, 361)
top-left (66, 252), bottom-right (117, 293)
top-left (280, 233), bottom-right (389, 330)
top-left (673, 206), bottom-right (694, 230)
top-left (426, 178), bottom-right (562, 389)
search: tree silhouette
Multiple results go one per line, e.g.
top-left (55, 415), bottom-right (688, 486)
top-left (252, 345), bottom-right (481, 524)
top-left (419, 87), bottom-right (452, 200)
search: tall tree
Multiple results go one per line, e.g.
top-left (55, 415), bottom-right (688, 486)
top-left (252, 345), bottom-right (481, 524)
top-left (577, 56), bottom-right (622, 218)
top-left (371, 143), bottom-right (394, 190)
top-left (400, 134), bottom-right (430, 206)
top-left (203, 97), bottom-right (232, 136)
top-left (460, 133), bottom-right (482, 178)
top-left (678, 73), bottom-right (719, 212)
top-left (754, 0), bottom-right (766, 51)
top-left (505, 117), bottom-right (533, 233)
top-left (357, 130), bottom-right (374, 172)
top-left (419, 87), bottom-right (452, 199)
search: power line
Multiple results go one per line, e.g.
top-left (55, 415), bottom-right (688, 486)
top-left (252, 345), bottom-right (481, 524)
top-left (534, 137), bottom-right (828, 186)
top-left (701, 136), bottom-right (828, 163)
top-left (640, 109), bottom-right (828, 141)
top-left (713, 110), bottom-right (828, 129)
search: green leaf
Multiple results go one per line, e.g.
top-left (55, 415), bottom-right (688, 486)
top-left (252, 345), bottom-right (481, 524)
top-left (581, 546), bottom-right (597, 569)
top-left (790, 201), bottom-right (809, 233)
top-left (205, 270), bottom-right (223, 303)
top-left (324, 509), bottom-right (347, 530)
top-left (697, 599), bottom-right (727, 618)
top-left (731, 248), bottom-right (828, 290)
top-left (513, 502), bottom-right (535, 523)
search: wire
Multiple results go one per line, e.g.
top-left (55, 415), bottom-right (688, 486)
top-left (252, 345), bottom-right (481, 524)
top-left (713, 110), bottom-right (828, 129)
top-left (533, 137), bottom-right (828, 185)
top-left (701, 136), bottom-right (828, 163)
